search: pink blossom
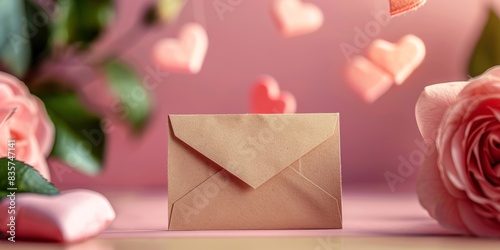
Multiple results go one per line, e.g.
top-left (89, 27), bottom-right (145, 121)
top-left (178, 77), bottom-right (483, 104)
top-left (415, 66), bottom-right (500, 237)
top-left (0, 72), bottom-right (54, 180)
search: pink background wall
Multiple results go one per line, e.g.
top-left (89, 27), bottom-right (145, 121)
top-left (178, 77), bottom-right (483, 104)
top-left (52, 0), bottom-right (500, 192)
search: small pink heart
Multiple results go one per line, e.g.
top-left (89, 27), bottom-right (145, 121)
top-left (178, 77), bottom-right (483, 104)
top-left (272, 0), bottom-right (324, 37)
top-left (389, 0), bottom-right (427, 16)
top-left (0, 190), bottom-right (115, 242)
top-left (344, 56), bottom-right (394, 103)
top-left (152, 23), bottom-right (208, 74)
top-left (366, 34), bottom-right (426, 85)
top-left (250, 76), bottom-right (296, 114)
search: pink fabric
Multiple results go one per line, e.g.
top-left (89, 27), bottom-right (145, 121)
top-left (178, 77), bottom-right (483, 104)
top-left (389, 0), bottom-right (427, 16)
top-left (415, 66), bottom-right (500, 237)
top-left (0, 190), bottom-right (115, 242)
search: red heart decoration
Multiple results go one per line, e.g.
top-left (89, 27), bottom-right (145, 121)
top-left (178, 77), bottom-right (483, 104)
top-left (250, 76), bottom-right (297, 114)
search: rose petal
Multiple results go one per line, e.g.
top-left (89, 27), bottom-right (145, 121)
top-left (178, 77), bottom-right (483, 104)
top-left (33, 97), bottom-right (55, 157)
top-left (0, 72), bottom-right (30, 96)
top-left (0, 84), bottom-right (14, 100)
top-left (473, 204), bottom-right (498, 219)
top-left (481, 65), bottom-right (500, 79)
top-left (460, 67), bottom-right (500, 99)
top-left (466, 116), bottom-right (491, 178)
top-left (415, 81), bottom-right (468, 144)
top-left (417, 150), bottom-right (471, 234)
top-left (450, 125), bottom-right (470, 190)
top-left (437, 121), bottom-right (468, 199)
top-left (458, 200), bottom-right (500, 237)
top-left (417, 150), bottom-right (442, 218)
top-left (474, 173), bottom-right (500, 203)
top-left (1, 97), bottom-right (38, 129)
top-left (27, 135), bottom-right (51, 181)
top-left (436, 97), bottom-right (481, 200)
top-left (0, 118), bottom-right (9, 155)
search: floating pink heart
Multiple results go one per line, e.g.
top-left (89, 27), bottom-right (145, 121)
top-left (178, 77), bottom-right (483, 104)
top-left (272, 0), bottom-right (324, 37)
top-left (366, 34), bottom-right (426, 85)
top-left (344, 56), bottom-right (393, 103)
top-left (0, 190), bottom-right (115, 242)
top-left (389, 0), bottom-right (427, 16)
top-left (152, 23), bottom-right (208, 74)
top-left (250, 76), bottom-right (296, 114)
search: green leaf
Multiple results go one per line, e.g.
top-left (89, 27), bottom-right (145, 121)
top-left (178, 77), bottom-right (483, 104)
top-left (52, 0), bottom-right (114, 49)
top-left (468, 9), bottom-right (500, 77)
top-left (38, 92), bottom-right (105, 175)
top-left (0, 158), bottom-right (59, 199)
top-left (0, 0), bottom-right (30, 77)
top-left (104, 60), bottom-right (151, 131)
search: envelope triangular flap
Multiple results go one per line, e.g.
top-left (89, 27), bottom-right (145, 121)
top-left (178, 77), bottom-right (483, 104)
top-left (169, 114), bottom-right (337, 189)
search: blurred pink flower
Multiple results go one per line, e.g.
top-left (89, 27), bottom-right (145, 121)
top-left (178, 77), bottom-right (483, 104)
top-left (0, 72), bottom-right (54, 180)
top-left (415, 66), bottom-right (500, 237)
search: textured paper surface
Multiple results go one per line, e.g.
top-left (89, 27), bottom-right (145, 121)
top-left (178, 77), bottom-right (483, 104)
top-left (167, 114), bottom-right (342, 230)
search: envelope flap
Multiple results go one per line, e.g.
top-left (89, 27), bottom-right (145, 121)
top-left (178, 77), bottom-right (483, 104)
top-left (169, 114), bottom-right (338, 189)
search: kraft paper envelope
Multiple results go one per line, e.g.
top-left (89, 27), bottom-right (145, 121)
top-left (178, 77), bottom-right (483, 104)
top-left (167, 113), bottom-right (342, 230)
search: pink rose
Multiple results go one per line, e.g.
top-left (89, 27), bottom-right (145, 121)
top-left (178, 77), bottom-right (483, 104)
top-left (0, 72), bottom-right (54, 181)
top-left (415, 66), bottom-right (500, 237)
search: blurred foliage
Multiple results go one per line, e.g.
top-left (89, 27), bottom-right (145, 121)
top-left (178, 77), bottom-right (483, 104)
top-left (39, 91), bottom-right (105, 175)
top-left (52, 0), bottom-right (114, 50)
top-left (105, 60), bottom-right (152, 131)
top-left (0, 158), bottom-right (60, 199)
top-left (0, 0), bottom-right (187, 180)
top-left (469, 9), bottom-right (500, 77)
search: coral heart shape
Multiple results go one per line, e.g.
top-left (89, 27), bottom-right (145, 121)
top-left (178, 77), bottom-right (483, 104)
top-left (344, 56), bottom-right (394, 103)
top-left (367, 34), bottom-right (426, 85)
top-left (250, 76), bottom-right (296, 114)
top-left (152, 23), bottom-right (208, 74)
top-left (272, 0), bottom-right (324, 37)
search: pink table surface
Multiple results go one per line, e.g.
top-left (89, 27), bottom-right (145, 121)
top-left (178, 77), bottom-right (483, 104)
top-left (96, 186), bottom-right (451, 238)
top-left (6, 186), bottom-right (500, 250)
